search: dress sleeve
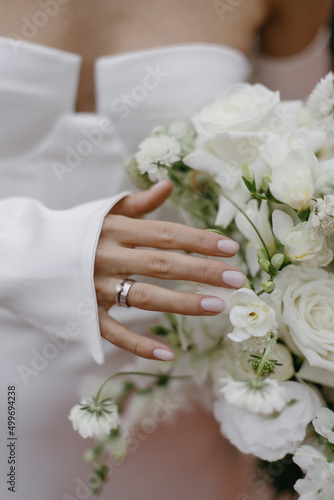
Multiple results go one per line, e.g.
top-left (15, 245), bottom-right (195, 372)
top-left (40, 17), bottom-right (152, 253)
top-left (250, 28), bottom-right (332, 100)
top-left (0, 193), bottom-right (130, 365)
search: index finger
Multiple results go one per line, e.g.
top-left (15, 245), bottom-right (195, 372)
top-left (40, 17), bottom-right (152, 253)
top-left (107, 216), bottom-right (240, 257)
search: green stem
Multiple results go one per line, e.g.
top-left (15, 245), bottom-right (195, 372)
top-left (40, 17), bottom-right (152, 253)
top-left (95, 371), bottom-right (189, 403)
top-left (256, 336), bottom-right (277, 382)
top-left (219, 189), bottom-right (271, 260)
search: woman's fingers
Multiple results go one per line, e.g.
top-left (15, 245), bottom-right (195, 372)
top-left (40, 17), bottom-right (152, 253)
top-left (103, 215), bottom-right (240, 257)
top-left (126, 282), bottom-right (225, 315)
top-left (110, 180), bottom-right (173, 218)
top-left (99, 306), bottom-right (174, 361)
top-left (106, 248), bottom-right (246, 288)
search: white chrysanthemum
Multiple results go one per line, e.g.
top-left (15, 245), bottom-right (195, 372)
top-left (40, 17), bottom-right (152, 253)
top-left (308, 195), bottom-right (334, 237)
top-left (219, 377), bottom-right (290, 416)
top-left (69, 398), bottom-right (121, 438)
top-left (227, 288), bottom-right (277, 343)
top-left (135, 135), bottom-right (181, 182)
top-left (307, 72), bottom-right (334, 130)
top-left (313, 407), bottom-right (334, 444)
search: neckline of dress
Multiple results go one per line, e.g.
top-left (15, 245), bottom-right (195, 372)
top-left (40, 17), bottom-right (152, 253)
top-left (0, 35), bottom-right (249, 67)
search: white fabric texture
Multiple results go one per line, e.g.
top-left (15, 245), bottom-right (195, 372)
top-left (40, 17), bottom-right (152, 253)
top-left (0, 33), bottom-right (330, 499)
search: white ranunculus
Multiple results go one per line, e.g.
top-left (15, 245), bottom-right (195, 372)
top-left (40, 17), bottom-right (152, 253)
top-left (272, 210), bottom-right (332, 266)
top-left (269, 148), bottom-right (318, 210)
top-left (213, 381), bottom-right (321, 461)
top-left (69, 398), bottom-right (121, 438)
top-left (272, 266), bottom-right (334, 371)
top-left (227, 288), bottom-right (277, 343)
top-left (313, 407), bottom-right (334, 444)
top-left (237, 343), bottom-right (294, 382)
top-left (192, 83), bottom-right (280, 138)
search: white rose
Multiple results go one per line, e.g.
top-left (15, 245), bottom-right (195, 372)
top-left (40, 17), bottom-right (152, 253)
top-left (227, 288), bottom-right (277, 343)
top-left (272, 210), bottom-right (332, 266)
top-left (272, 266), bottom-right (334, 371)
top-left (213, 381), bottom-right (321, 461)
top-left (192, 83), bottom-right (280, 138)
top-left (270, 148), bottom-right (318, 210)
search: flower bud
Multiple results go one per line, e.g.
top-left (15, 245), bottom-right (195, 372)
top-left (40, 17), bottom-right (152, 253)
top-left (261, 172), bottom-right (272, 192)
top-left (271, 253), bottom-right (284, 270)
top-left (259, 259), bottom-right (271, 273)
top-left (126, 158), bottom-right (153, 190)
top-left (242, 162), bottom-right (254, 182)
top-left (260, 280), bottom-right (276, 293)
top-left (257, 248), bottom-right (268, 260)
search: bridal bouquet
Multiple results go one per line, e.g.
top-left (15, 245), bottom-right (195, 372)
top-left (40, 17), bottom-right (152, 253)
top-left (70, 74), bottom-right (334, 498)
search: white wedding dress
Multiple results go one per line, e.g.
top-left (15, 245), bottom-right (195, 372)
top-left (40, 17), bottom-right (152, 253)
top-left (0, 32), bottom-right (330, 500)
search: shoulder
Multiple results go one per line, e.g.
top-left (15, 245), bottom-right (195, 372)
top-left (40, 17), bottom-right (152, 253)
top-left (260, 0), bottom-right (333, 56)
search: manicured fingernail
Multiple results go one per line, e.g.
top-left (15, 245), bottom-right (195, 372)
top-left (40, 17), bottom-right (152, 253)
top-left (201, 297), bottom-right (225, 312)
top-left (217, 239), bottom-right (239, 255)
top-left (153, 348), bottom-right (174, 361)
top-left (222, 270), bottom-right (246, 288)
top-left (150, 180), bottom-right (170, 190)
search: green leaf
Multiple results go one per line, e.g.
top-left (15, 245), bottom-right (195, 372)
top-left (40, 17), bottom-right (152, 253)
top-left (297, 208), bottom-right (311, 222)
top-left (264, 189), bottom-right (284, 204)
top-left (242, 176), bottom-right (256, 194)
top-left (206, 228), bottom-right (226, 236)
top-left (149, 325), bottom-right (170, 336)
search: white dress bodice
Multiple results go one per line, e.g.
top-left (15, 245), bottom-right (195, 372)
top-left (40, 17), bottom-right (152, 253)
top-left (0, 34), bottom-right (330, 499)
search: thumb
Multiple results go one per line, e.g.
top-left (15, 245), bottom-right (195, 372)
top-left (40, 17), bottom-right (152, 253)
top-left (111, 179), bottom-right (173, 218)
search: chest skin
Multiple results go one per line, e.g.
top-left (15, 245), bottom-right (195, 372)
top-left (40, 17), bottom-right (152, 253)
top-left (0, 0), bottom-right (269, 111)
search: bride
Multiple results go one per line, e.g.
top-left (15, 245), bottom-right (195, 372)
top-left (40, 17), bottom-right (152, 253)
top-left (0, 1), bottom-right (332, 498)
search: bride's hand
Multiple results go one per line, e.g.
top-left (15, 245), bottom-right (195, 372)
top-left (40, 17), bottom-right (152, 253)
top-left (94, 179), bottom-right (246, 361)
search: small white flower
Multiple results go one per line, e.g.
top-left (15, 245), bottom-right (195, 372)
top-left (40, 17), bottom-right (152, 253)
top-left (69, 398), bottom-right (121, 438)
top-left (307, 72), bottom-right (334, 130)
top-left (272, 210), bottom-right (332, 267)
top-left (293, 446), bottom-right (334, 500)
top-left (227, 288), bottom-right (277, 343)
top-left (308, 195), bottom-right (334, 237)
top-left (313, 407), bottom-right (334, 444)
top-left (220, 377), bottom-right (291, 415)
top-left (135, 135), bottom-right (181, 182)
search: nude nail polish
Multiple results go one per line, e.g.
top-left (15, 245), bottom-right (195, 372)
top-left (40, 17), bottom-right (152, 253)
top-left (217, 239), bottom-right (240, 255)
top-left (222, 270), bottom-right (246, 288)
top-left (153, 348), bottom-right (174, 361)
top-left (201, 297), bottom-right (225, 312)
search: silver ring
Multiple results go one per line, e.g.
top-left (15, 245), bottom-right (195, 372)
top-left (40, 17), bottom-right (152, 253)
top-left (115, 279), bottom-right (136, 308)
